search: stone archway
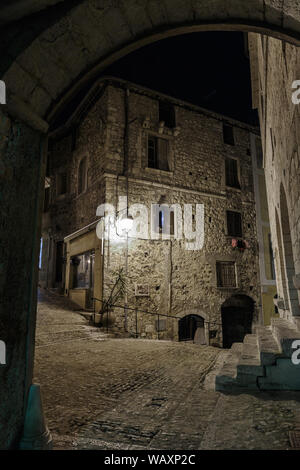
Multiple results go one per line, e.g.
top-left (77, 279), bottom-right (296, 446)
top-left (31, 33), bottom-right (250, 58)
top-left (221, 295), bottom-right (254, 348)
top-left (178, 314), bottom-right (205, 343)
top-left (2, 0), bottom-right (300, 449)
top-left (279, 183), bottom-right (300, 317)
top-left (1, 0), bottom-right (300, 124)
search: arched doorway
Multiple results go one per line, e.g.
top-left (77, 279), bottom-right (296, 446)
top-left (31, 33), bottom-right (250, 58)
top-left (221, 295), bottom-right (254, 348)
top-left (178, 314), bottom-right (205, 342)
top-left (279, 184), bottom-right (299, 316)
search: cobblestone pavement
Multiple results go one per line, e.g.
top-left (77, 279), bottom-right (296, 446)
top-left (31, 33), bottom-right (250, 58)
top-left (34, 289), bottom-right (300, 450)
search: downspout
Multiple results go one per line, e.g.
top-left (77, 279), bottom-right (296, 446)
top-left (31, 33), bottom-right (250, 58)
top-left (123, 87), bottom-right (130, 332)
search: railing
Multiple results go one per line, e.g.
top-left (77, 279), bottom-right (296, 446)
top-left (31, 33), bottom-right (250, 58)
top-left (92, 296), bottom-right (222, 342)
top-left (92, 296), bottom-right (179, 340)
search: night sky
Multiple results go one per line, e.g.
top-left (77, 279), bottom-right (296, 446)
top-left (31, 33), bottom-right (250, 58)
top-left (104, 31), bottom-right (258, 126)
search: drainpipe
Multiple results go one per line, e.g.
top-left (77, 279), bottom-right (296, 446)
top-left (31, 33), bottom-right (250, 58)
top-left (123, 88), bottom-right (130, 332)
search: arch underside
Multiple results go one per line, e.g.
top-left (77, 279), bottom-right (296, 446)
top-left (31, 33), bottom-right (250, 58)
top-left (178, 314), bottom-right (204, 342)
top-left (1, 0), bottom-right (300, 125)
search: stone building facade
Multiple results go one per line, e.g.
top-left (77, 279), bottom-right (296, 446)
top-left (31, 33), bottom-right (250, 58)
top-left (40, 77), bottom-right (271, 347)
top-left (214, 34), bottom-right (300, 392)
top-left (249, 33), bottom-right (300, 323)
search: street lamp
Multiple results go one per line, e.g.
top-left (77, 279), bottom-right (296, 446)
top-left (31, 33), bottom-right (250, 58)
top-left (116, 214), bottom-right (134, 237)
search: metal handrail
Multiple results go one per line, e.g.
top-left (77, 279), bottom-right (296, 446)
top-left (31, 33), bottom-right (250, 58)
top-left (92, 296), bottom-right (178, 320)
top-left (92, 296), bottom-right (222, 340)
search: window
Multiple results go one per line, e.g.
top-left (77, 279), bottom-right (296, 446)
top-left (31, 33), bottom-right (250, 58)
top-left (152, 205), bottom-right (175, 236)
top-left (159, 101), bottom-right (176, 128)
top-left (158, 210), bottom-right (175, 235)
top-left (223, 124), bottom-right (235, 145)
top-left (216, 262), bottom-right (237, 288)
top-left (227, 211), bottom-right (242, 237)
top-left (78, 157), bottom-right (87, 194)
top-left (71, 251), bottom-right (95, 289)
top-left (148, 136), bottom-right (169, 171)
top-left (225, 157), bottom-right (240, 188)
top-left (57, 172), bottom-right (67, 196)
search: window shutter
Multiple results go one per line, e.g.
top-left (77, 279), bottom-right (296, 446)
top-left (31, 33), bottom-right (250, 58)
top-left (148, 136), bottom-right (157, 168)
top-left (158, 138), bottom-right (169, 171)
top-left (225, 158), bottom-right (240, 188)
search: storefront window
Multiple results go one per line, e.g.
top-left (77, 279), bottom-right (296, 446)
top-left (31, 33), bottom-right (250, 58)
top-left (71, 251), bottom-right (95, 289)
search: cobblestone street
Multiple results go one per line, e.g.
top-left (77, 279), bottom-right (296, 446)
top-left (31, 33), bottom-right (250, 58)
top-left (34, 290), bottom-right (300, 450)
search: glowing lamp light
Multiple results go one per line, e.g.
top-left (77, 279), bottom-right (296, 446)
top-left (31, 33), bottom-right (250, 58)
top-left (117, 215), bottom-right (134, 235)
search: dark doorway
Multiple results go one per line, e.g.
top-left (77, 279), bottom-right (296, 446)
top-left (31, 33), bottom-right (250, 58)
top-left (221, 295), bottom-right (254, 348)
top-left (178, 314), bottom-right (204, 342)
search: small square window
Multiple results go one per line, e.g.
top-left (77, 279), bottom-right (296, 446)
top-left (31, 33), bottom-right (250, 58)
top-left (216, 262), bottom-right (237, 288)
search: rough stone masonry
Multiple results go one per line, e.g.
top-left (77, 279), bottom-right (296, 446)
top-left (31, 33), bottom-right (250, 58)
top-left (41, 77), bottom-right (265, 346)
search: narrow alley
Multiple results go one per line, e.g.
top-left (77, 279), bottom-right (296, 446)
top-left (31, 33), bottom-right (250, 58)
top-left (34, 290), bottom-right (300, 450)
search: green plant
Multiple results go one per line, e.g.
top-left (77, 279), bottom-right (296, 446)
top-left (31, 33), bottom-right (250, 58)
top-left (100, 267), bottom-right (126, 314)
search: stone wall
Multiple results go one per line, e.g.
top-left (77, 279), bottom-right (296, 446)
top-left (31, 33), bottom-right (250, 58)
top-left (250, 33), bottom-right (300, 320)
top-left (45, 80), bottom-right (262, 345)
top-left (0, 108), bottom-right (46, 448)
top-left (102, 84), bottom-right (261, 342)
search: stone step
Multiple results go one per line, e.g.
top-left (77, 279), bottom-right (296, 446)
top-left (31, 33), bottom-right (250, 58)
top-left (255, 325), bottom-right (282, 366)
top-left (240, 334), bottom-right (259, 361)
top-left (236, 334), bottom-right (264, 383)
top-left (271, 318), bottom-right (300, 357)
top-left (258, 358), bottom-right (300, 391)
top-left (231, 342), bottom-right (243, 355)
top-left (215, 342), bottom-right (253, 392)
top-left (216, 321), bottom-right (300, 393)
top-left (215, 343), bottom-right (242, 380)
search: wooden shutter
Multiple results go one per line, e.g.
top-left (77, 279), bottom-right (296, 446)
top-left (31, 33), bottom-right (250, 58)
top-left (225, 158), bottom-right (240, 188)
top-left (148, 136), bottom-right (157, 168)
top-left (158, 138), bottom-right (169, 171)
top-left (227, 211), bottom-right (242, 237)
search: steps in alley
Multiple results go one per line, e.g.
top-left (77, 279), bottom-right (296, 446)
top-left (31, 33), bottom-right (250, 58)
top-left (215, 317), bottom-right (300, 392)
